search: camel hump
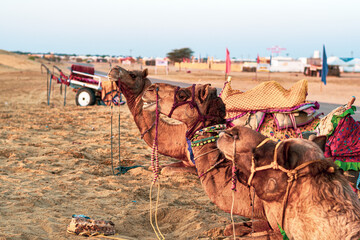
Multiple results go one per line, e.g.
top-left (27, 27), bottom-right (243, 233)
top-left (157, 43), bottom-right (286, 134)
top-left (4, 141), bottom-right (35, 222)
top-left (221, 79), bottom-right (308, 113)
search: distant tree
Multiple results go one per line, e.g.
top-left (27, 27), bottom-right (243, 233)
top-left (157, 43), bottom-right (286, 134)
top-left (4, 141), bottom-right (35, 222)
top-left (167, 47), bottom-right (193, 70)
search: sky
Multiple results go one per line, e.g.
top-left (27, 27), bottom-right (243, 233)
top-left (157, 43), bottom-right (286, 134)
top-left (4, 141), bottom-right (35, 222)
top-left (1, 0), bottom-right (359, 59)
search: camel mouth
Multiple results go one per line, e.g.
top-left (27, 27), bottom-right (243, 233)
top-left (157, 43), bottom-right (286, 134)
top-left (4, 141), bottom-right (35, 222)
top-left (143, 101), bottom-right (156, 109)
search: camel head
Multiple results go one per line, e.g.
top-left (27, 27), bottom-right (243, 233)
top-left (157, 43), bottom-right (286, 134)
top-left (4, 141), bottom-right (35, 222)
top-left (217, 126), bottom-right (337, 202)
top-left (108, 66), bottom-right (151, 97)
top-left (142, 83), bottom-right (226, 135)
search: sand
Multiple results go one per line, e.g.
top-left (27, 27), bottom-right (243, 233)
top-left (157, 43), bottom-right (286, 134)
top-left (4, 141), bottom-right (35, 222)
top-left (0, 50), bottom-right (359, 239)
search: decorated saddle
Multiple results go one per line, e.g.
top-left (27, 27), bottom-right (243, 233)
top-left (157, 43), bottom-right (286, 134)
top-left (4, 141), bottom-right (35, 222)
top-left (220, 79), bottom-right (321, 140)
top-left (219, 78), bottom-right (360, 174)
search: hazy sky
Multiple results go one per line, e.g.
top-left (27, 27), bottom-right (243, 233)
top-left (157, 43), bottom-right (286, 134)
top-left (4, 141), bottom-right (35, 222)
top-left (1, 0), bottom-right (359, 59)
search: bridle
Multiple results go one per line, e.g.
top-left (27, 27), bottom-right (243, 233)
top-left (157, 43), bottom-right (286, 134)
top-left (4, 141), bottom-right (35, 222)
top-left (233, 137), bottom-right (323, 230)
top-left (167, 84), bottom-right (219, 139)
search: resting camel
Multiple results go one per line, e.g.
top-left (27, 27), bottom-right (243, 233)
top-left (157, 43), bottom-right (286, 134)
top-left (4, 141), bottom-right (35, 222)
top-left (217, 126), bottom-right (360, 240)
top-left (142, 83), bottom-right (280, 237)
top-left (107, 66), bottom-right (196, 173)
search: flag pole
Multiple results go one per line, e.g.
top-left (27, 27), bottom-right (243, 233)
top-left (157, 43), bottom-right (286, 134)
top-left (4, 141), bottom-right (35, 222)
top-left (225, 48), bottom-right (231, 82)
top-left (255, 54), bottom-right (259, 81)
top-left (321, 44), bottom-right (328, 92)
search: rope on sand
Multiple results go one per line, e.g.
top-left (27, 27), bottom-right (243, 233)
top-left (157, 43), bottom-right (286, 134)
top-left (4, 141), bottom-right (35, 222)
top-left (149, 87), bottom-right (165, 240)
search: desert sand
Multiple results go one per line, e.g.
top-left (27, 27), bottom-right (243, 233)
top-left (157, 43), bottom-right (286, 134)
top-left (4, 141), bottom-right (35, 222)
top-left (0, 50), bottom-right (359, 239)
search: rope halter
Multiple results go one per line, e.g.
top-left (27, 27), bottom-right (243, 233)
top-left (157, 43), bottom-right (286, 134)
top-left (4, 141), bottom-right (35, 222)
top-left (246, 138), bottom-right (323, 229)
top-left (167, 84), bottom-right (220, 139)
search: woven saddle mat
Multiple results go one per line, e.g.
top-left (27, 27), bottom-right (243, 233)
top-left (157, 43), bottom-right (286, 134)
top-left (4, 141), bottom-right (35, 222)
top-left (221, 79), bottom-right (308, 118)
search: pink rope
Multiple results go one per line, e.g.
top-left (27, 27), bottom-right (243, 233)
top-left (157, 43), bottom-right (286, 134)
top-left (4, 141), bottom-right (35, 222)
top-left (151, 87), bottom-right (160, 184)
top-left (231, 166), bottom-right (237, 191)
top-left (231, 136), bottom-right (237, 191)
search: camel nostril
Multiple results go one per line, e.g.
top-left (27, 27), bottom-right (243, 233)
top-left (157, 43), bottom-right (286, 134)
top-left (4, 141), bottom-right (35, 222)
top-left (224, 132), bottom-right (233, 138)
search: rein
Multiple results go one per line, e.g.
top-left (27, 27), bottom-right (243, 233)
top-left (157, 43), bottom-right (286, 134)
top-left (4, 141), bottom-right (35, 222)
top-left (149, 87), bottom-right (165, 240)
top-left (246, 138), bottom-right (323, 230)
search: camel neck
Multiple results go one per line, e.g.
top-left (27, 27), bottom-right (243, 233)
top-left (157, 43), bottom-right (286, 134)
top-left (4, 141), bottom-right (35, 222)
top-left (189, 126), bottom-right (266, 219)
top-left (120, 86), bottom-right (188, 162)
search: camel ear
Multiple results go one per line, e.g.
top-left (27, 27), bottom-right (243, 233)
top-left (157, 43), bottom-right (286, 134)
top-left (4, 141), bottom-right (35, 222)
top-left (142, 68), bottom-right (148, 78)
top-left (277, 141), bottom-right (300, 169)
top-left (199, 84), bottom-right (211, 103)
top-left (310, 135), bottom-right (327, 152)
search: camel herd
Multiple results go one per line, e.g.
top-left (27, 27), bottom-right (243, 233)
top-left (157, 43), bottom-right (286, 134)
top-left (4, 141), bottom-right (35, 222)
top-left (108, 66), bottom-right (360, 239)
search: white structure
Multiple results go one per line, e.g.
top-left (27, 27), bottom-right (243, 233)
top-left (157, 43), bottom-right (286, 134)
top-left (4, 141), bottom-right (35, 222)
top-left (313, 50), bottom-right (320, 58)
top-left (270, 57), bottom-right (305, 72)
top-left (327, 56), bottom-right (360, 72)
top-left (155, 58), bottom-right (169, 75)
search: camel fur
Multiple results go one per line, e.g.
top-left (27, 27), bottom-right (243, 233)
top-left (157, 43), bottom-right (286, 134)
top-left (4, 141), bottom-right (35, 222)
top-left (217, 126), bottom-right (360, 240)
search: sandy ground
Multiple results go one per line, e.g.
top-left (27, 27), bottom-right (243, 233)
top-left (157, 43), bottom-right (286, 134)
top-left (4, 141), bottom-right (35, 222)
top-left (0, 52), bottom-right (245, 240)
top-left (0, 50), bottom-right (359, 239)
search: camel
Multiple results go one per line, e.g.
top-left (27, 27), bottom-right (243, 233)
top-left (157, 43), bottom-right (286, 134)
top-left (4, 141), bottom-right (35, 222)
top-left (142, 83), bottom-right (281, 238)
top-left (217, 126), bottom-right (360, 239)
top-left (107, 66), bottom-right (196, 173)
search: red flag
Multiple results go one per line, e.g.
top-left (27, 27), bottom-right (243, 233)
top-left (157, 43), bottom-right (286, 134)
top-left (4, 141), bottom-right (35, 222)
top-left (257, 54), bottom-right (260, 64)
top-left (226, 48), bottom-right (231, 74)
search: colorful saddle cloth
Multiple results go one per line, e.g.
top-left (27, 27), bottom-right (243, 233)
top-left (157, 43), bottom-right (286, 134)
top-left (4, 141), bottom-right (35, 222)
top-left (258, 114), bottom-right (320, 141)
top-left (322, 106), bottom-right (360, 171)
top-left (101, 81), bottom-right (125, 106)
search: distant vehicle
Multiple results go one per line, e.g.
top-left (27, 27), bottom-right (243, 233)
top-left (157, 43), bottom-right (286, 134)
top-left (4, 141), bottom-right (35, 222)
top-left (304, 65), bottom-right (340, 77)
top-left (45, 64), bottom-right (124, 107)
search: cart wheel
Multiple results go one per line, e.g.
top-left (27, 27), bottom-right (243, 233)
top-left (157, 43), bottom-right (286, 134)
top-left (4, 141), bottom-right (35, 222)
top-left (75, 88), bottom-right (96, 106)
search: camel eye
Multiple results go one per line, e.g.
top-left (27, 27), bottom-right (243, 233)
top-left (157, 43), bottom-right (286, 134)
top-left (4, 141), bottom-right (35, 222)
top-left (177, 90), bottom-right (189, 101)
top-left (129, 72), bottom-right (136, 79)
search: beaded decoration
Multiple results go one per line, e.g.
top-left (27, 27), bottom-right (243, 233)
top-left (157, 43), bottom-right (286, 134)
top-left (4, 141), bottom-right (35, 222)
top-left (193, 124), bottom-right (227, 136)
top-left (190, 124), bottom-right (227, 147)
top-left (191, 136), bottom-right (219, 147)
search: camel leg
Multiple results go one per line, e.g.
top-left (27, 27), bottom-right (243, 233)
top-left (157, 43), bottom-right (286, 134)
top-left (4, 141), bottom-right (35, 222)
top-left (159, 162), bottom-right (198, 175)
top-left (223, 220), bottom-right (282, 239)
top-left (223, 222), bottom-right (252, 237)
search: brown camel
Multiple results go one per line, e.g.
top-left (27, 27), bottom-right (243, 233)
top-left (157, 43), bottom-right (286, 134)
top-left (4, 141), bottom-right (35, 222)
top-left (107, 66), bottom-right (196, 173)
top-left (217, 126), bottom-right (360, 240)
top-left (142, 83), bottom-right (280, 238)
